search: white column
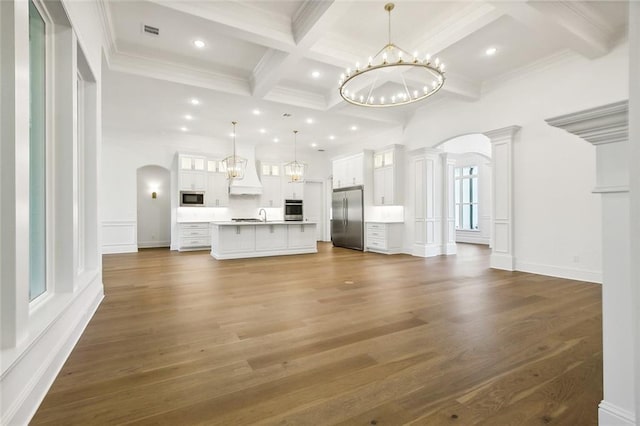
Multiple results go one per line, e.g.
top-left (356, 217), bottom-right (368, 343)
top-left (484, 126), bottom-right (520, 271)
top-left (440, 153), bottom-right (456, 255)
top-left (409, 148), bottom-right (442, 257)
top-left (546, 101), bottom-right (635, 425)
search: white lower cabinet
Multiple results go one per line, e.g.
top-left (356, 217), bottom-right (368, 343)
top-left (365, 222), bottom-right (404, 254)
top-left (287, 224), bottom-right (316, 249)
top-left (211, 223), bottom-right (317, 259)
top-left (178, 223), bottom-right (211, 251)
top-left (218, 226), bottom-right (256, 253)
top-left (256, 225), bottom-right (287, 251)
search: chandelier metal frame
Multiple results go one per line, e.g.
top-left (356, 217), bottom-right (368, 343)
top-left (222, 121), bottom-right (247, 180)
top-left (338, 3), bottom-right (446, 108)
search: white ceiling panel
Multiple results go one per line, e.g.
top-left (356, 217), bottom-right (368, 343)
top-left (110, 1), bottom-right (268, 76)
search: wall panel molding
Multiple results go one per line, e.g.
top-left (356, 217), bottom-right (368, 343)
top-left (102, 220), bottom-right (137, 254)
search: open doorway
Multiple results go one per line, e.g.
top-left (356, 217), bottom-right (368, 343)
top-left (136, 165), bottom-right (171, 248)
top-left (438, 134), bottom-right (492, 247)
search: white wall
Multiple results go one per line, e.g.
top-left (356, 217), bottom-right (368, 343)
top-left (0, 0), bottom-right (105, 423)
top-left (137, 165), bottom-right (171, 248)
top-left (400, 42), bottom-right (629, 282)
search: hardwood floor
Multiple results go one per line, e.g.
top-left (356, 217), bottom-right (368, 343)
top-left (31, 243), bottom-right (602, 425)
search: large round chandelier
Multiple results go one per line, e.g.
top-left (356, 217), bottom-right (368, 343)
top-left (338, 3), bottom-right (446, 108)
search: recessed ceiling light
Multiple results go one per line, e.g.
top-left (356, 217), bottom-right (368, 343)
top-left (180, 126), bottom-right (188, 132)
top-left (306, 118), bottom-right (314, 124)
top-left (259, 128), bottom-right (266, 134)
top-left (190, 98), bottom-right (200, 105)
top-left (329, 135), bottom-right (335, 140)
top-left (273, 137), bottom-right (279, 143)
top-left (193, 39), bottom-right (206, 49)
top-left (253, 109), bottom-right (261, 115)
top-left (185, 114), bottom-right (193, 120)
top-left (311, 71), bottom-right (320, 79)
top-left (350, 125), bottom-right (358, 131)
top-left (485, 47), bottom-right (497, 56)
top-left (311, 143), bottom-right (317, 147)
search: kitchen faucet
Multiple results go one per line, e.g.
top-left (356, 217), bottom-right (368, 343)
top-left (258, 208), bottom-right (267, 222)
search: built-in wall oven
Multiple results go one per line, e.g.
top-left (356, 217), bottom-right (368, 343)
top-left (180, 191), bottom-right (205, 207)
top-left (284, 199), bottom-right (303, 221)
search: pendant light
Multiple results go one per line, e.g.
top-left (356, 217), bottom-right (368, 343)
top-left (222, 121), bottom-right (247, 180)
top-left (285, 130), bottom-right (305, 182)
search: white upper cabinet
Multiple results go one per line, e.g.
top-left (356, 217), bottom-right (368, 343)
top-left (206, 160), bottom-right (229, 207)
top-left (283, 181), bottom-right (304, 200)
top-left (178, 154), bottom-right (207, 191)
top-left (259, 162), bottom-right (282, 207)
top-left (372, 146), bottom-right (403, 206)
top-left (180, 154), bottom-right (206, 171)
top-left (332, 152), bottom-right (370, 189)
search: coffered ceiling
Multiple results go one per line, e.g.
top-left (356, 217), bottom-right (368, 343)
top-left (99, 0), bottom-right (628, 150)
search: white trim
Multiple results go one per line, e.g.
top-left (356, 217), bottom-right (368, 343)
top-left (515, 259), bottom-right (602, 284)
top-left (102, 220), bottom-right (137, 254)
top-left (1, 277), bottom-right (103, 425)
top-left (211, 247), bottom-right (316, 260)
top-left (490, 253), bottom-right (514, 271)
top-left (412, 244), bottom-right (442, 258)
top-left (456, 231), bottom-right (490, 245)
top-left (598, 401), bottom-right (636, 425)
top-left (137, 241), bottom-right (170, 249)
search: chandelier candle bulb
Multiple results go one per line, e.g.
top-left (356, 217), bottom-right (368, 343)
top-left (356, 62), bottom-right (360, 71)
top-left (368, 56), bottom-right (373, 66)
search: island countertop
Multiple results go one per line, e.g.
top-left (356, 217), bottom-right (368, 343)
top-left (210, 221), bottom-right (316, 226)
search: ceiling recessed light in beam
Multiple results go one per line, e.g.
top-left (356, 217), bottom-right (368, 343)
top-left (485, 47), bottom-right (497, 56)
top-left (193, 39), bottom-right (206, 49)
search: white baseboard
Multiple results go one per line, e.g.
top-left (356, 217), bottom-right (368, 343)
top-left (599, 401), bottom-right (635, 425)
top-left (2, 277), bottom-right (104, 425)
top-left (491, 253), bottom-right (515, 271)
top-left (102, 221), bottom-right (137, 254)
top-left (137, 241), bottom-right (170, 249)
top-left (412, 244), bottom-right (442, 258)
top-left (102, 244), bottom-right (138, 254)
top-left (441, 243), bottom-right (457, 255)
top-left (515, 259), bottom-right (602, 283)
top-left (456, 234), bottom-right (490, 245)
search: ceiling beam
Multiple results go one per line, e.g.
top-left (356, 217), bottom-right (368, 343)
top-left (490, 0), bottom-right (615, 59)
top-left (147, 0), bottom-right (296, 52)
top-left (250, 1), bottom-right (349, 98)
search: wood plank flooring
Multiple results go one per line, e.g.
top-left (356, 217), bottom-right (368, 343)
top-left (31, 243), bottom-right (602, 425)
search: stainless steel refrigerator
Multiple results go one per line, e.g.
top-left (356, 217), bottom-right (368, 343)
top-left (331, 186), bottom-right (364, 250)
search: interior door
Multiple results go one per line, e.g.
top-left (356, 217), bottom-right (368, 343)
top-left (331, 191), bottom-right (345, 246)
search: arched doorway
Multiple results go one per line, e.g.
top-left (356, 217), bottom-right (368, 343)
top-left (136, 165), bottom-right (171, 249)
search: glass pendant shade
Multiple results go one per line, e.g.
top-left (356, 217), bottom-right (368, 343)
top-left (221, 121), bottom-right (246, 180)
top-left (285, 130), bottom-right (305, 183)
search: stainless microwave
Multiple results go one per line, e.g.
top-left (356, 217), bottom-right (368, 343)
top-left (180, 191), bottom-right (205, 207)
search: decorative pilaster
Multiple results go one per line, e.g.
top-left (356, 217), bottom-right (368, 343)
top-left (409, 148), bottom-right (442, 257)
top-left (546, 101), bottom-right (635, 426)
top-left (484, 126), bottom-right (520, 271)
top-left (441, 153), bottom-right (456, 255)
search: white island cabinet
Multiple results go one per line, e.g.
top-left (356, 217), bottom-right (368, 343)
top-left (211, 222), bottom-right (316, 259)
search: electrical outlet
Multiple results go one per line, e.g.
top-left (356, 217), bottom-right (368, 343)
top-left (573, 255), bottom-right (580, 263)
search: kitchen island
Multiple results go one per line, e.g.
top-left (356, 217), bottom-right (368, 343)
top-left (210, 221), bottom-right (317, 260)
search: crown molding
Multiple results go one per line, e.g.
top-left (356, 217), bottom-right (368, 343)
top-left (545, 100), bottom-right (629, 145)
top-left (263, 85), bottom-right (327, 111)
top-left (95, 0), bottom-right (117, 64)
top-left (482, 48), bottom-right (577, 94)
top-left (108, 51), bottom-right (250, 97)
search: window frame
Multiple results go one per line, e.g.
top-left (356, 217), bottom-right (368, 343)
top-left (454, 165), bottom-right (480, 232)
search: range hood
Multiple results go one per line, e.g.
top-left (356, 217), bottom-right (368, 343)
top-left (229, 145), bottom-right (262, 195)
